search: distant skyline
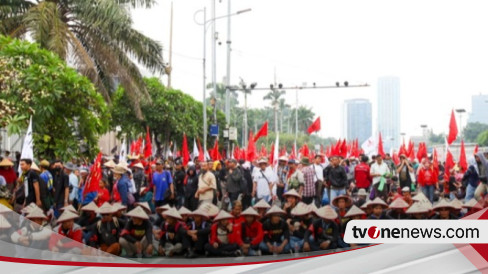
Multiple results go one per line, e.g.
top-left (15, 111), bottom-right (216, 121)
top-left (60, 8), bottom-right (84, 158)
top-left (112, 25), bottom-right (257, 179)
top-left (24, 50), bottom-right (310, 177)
top-left (130, 0), bottom-right (488, 141)
top-left (342, 99), bottom-right (372, 144)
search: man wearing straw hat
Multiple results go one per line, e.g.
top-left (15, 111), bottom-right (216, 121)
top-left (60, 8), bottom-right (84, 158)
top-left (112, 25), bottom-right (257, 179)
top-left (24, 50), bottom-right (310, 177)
top-left (89, 203), bottom-right (121, 255)
top-left (112, 164), bottom-right (131, 206)
top-left (260, 205), bottom-right (290, 255)
top-left (303, 205), bottom-right (339, 252)
top-left (252, 158), bottom-right (278, 204)
top-left (185, 208), bottom-right (210, 258)
top-left (120, 206), bottom-right (154, 257)
top-left (11, 207), bottom-right (52, 258)
top-left (205, 210), bottom-right (241, 257)
top-left (49, 210), bottom-right (83, 256)
top-left (158, 208), bottom-right (188, 257)
top-left (235, 207), bottom-right (264, 256)
top-left (0, 157), bottom-right (17, 192)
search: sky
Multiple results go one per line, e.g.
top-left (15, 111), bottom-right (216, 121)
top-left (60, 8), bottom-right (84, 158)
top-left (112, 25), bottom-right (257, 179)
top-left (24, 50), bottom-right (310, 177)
top-left (130, 0), bottom-right (488, 141)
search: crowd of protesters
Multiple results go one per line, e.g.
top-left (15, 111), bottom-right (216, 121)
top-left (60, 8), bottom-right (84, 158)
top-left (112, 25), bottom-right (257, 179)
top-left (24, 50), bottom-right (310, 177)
top-left (0, 148), bottom-right (487, 259)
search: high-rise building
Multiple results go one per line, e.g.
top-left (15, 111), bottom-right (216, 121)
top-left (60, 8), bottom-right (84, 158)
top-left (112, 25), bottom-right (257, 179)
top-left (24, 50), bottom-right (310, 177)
top-left (342, 99), bottom-right (372, 144)
top-left (468, 94), bottom-right (488, 125)
top-left (377, 76), bottom-right (401, 152)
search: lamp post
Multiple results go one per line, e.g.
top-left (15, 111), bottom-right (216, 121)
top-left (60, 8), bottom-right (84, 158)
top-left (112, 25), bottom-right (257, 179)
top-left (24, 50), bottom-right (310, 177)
top-left (455, 108), bottom-right (466, 140)
top-left (194, 7), bottom-right (251, 152)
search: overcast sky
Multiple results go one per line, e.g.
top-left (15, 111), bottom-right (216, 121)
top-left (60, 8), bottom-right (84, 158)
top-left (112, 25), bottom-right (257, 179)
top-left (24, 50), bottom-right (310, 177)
top-left (130, 0), bottom-right (488, 140)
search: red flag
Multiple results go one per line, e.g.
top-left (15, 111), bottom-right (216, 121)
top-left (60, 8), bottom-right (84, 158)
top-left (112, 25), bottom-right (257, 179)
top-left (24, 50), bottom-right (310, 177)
top-left (135, 137), bottom-right (143, 155)
top-left (279, 145), bottom-right (287, 157)
top-left (83, 152), bottom-right (102, 197)
top-left (269, 142), bottom-right (275, 164)
top-left (253, 122), bottom-right (268, 142)
top-left (130, 141), bottom-right (137, 155)
top-left (459, 140), bottom-right (468, 172)
top-left (392, 152), bottom-right (400, 165)
top-left (182, 133), bottom-right (190, 166)
top-left (301, 144), bottom-right (310, 158)
top-left (290, 145), bottom-right (296, 160)
top-left (197, 139), bottom-right (204, 162)
top-left (474, 145), bottom-right (479, 155)
top-left (144, 127), bottom-right (152, 159)
top-left (399, 141), bottom-right (408, 157)
top-left (247, 131), bottom-right (256, 161)
top-left (240, 149), bottom-right (246, 161)
top-left (433, 148), bottom-right (439, 174)
top-left (445, 148), bottom-right (455, 175)
top-left (447, 110), bottom-right (458, 145)
top-left (341, 139), bottom-right (348, 158)
top-left (378, 133), bottom-right (385, 157)
top-left (260, 144), bottom-right (268, 158)
top-left (408, 141), bottom-right (416, 162)
top-left (307, 117), bottom-right (321, 134)
top-left (210, 139), bottom-right (220, 161)
top-left (233, 145), bottom-right (240, 160)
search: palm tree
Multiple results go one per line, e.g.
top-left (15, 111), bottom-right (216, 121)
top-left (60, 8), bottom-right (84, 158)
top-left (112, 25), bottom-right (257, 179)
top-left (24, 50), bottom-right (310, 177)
top-left (278, 98), bottom-right (290, 133)
top-left (263, 87), bottom-right (286, 133)
top-left (291, 106), bottom-right (314, 133)
top-left (1, 0), bottom-right (165, 120)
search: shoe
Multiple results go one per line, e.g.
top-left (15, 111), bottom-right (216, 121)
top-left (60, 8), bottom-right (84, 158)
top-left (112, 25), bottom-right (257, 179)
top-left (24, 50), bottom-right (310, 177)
top-left (257, 250), bottom-right (262, 256)
top-left (234, 250), bottom-right (243, 257)
top-left (187, 249), bottom-right (197, 259)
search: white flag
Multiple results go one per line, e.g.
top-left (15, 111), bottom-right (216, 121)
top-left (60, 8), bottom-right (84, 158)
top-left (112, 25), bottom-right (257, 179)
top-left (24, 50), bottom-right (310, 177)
top-left (192, 138), bottom-right (199, 160)
top-left (119, 137), bottom-right (127, 163)
top-left (361, 136), bottom-right (377, 156)
top-left (19, 116), bottom-right (34, 197)
top-left (273, 132), bottom-right (280, 171)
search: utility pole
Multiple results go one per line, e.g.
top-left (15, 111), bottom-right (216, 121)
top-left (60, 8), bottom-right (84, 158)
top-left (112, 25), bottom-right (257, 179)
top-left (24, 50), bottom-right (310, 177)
top-left (167, 1), bottom-right (174, 88)
top-left (225, 0), bottom-right (231, 126)
top-left (211, 0), bottom-right (217, 107)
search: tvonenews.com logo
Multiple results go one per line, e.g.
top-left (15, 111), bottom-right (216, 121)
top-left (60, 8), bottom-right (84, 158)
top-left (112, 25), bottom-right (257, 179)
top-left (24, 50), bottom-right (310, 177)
top-left (344, 220), bottom-right (488, 244)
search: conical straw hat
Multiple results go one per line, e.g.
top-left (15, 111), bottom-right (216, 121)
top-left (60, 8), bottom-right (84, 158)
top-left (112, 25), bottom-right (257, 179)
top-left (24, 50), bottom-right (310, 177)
top-left (450, 199), bottom-right (463, 210)
top-left (332, 195), bottom-right (353, 208)
top-left (315, 205), bottom-right (338, 220)
top-left (98, 202), bottom-right (116, 214)
top-left (156, 204), bottom-right (171, 213)
top-left (213, 210), bottom-right (234, 222)
top-left (0, 215), bottom-right (11, 229)
top-left (241, 207), bottom-right (260, 217)
top-left (433, 199), bottom-right (455, 211)
top-left (344, 205), bottom-right (366, 218)
top-left (406, 202), bottom-right (429, 214)
top-left (135, 202), bottom-right (151, 213)
top-left (57, 210), bottom-right (79, 223)
top-left (0, 158), bottom-right (14, 167)
top-left (291, 202), bottom-right (312, 216)
top-left (283, 189), bottom-right (302, 199)
top-left (125, 206), bottom-right (149, 220)
top-left (191, 208), bottom-right (209, 219)
top-left (360, 200), bottom-right (371, 210)
top-left (103, 160), bottom-right (116, 168)
top-left (61, 204), bottom-right (77, 214)
top-left (81, 201), bottom-right (98, 212)
top-left (389, 198), bottom-right (409, 209)
top-left (163, 207), bottom-right (183, 220)
top-left (26, 207), bottom-right (47, 220)
top-left (253, 199), bottom-right (271, 209)
top-left (265, 205), bottom-right (286, 216)
top-left (178, 206), bottom-right (192, 216)
top-left (113, 202), bottom-right (127, 211)
top-left (199, 202), bottom-right (220, 217)
top-left (368, 197), bottom-right (388, 208)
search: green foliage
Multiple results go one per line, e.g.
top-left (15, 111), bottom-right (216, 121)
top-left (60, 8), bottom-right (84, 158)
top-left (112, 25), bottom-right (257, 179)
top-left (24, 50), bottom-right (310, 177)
top-left (464, 122), bottom-right (488, 143)
top-left (429, 132), bottom-right (445, 145)
top-left (255, 132), bottom-right (336, 151)
top-left (1, 0), bottom-right (165, 119)
top-left (111, 77), bottom-right (226, 153)
top-left (477, 130), bottom-right (488, 146)
top-left (0, 36), bottom-right (109, 160)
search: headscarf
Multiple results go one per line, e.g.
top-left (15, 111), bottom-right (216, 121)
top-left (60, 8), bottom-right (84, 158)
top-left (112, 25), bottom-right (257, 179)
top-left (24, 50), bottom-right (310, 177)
top-left (476, 152), bottom-right (488, 179)
top-left (468, 157), bottom-right (479, 175)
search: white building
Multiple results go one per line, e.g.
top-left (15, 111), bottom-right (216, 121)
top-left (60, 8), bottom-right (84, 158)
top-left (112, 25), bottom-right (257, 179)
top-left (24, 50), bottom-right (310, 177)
top-left (342, 99), bottom-right (372, 144)
top-left (377, 76), bottom-right (401, 152)
top-left (468, 94), bottom-right (488, 125)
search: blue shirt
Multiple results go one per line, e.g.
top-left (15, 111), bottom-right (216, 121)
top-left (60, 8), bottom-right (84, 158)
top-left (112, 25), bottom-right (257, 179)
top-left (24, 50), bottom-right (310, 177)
top-left (40, 171), bottom-right (53, 191)
top-left (153, 170), bottom-right (173, 201)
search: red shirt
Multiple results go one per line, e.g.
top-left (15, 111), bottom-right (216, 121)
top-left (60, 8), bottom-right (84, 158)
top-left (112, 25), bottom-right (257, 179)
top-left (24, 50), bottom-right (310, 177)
top-left (49, 224), bottom-right (83, 250)
top-left (418, 167), bottom-right (438, 187)
top-left (209, 223), bottom-right (237, 245)
top-left (354, 163), bottom-right (371, 189)
top-left (234, 221), bottom-right (264, 246)
top-left (97, 188), bottom-right (110, 207)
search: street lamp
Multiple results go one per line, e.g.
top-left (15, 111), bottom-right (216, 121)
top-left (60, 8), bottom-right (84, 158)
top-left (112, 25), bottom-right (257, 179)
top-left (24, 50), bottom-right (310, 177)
top-left (194, 7), bottom-right (251, 152)
top-left (456, 108), bottom-right (466, 140)
top-left (238, 79), bottom-right (256, 147)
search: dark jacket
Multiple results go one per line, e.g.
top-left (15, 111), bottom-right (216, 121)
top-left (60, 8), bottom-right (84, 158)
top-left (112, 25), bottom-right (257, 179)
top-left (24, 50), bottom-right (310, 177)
top-left (226, 168), bottom-right (243, 194)
top-left (324, 165), bottom-right (348, 189)
top-left (184, 167), bottom-right (199, 198)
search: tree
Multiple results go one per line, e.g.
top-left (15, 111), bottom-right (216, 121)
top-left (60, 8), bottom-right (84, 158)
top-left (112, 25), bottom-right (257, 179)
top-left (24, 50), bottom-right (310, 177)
top-left (290, 106), bottom-right (315, 133)
top-left (464, 122), bottom-right (488, 143)
top-left (263, 87), bottom-right (286, 133)
top-left (111, 77), bottom-right (226, 154)
top-left (477, 130), bottom-right (488, 146)
top-left (429, 132), bottom-right (445, 145)
top-left (278, 98), bottom-right (290, 133)
top-left (0, 36), bottom-right (109, 160)
top-left (1, 0), bottom-right (165, 120)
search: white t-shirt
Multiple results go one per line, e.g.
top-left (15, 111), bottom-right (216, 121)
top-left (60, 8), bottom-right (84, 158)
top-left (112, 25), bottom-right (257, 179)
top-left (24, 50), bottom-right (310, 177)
top-left (252, 167), bottom-right (278, 198)
top-left (312, 164), bottom-right (324, 181)
top-left (370, 162), bottom-right (390, 185)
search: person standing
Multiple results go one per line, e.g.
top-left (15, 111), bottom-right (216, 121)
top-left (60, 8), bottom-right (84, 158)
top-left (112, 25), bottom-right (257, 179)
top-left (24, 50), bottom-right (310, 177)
top-left (252, 158), bottom-right (277, 204)
top-left (417, 160), bottom-right (438, 203)
top-left (64, 163), bottom-right (79, 208)
top-left (132, 163), bottom-right (146, 203)
top-left (463, 156), bottom-right (481, 201)
top-left (370, 155), bottom-right (391, 201)
top-left (397, 155), bottom-right (414, 192)
top-left (184, 166), bottom-right (199, 211)
top-left (152, 160), bottom-right (174, 207)
top-left (313, 155), bottom-right (325, 208)
top-left (299, 157), bottom-right (316, 205)
top-left (0, 158), bottom-right (17, 192)
top-left (276, 157), bottom-right (289, 203)
top-left (112, 165), bottom-right (130, 206)
top-left (196, 162), bottom-right (217, 205)
top-left (225, 159), bottom-right (244, 207)
top-left (324, 156), bottom-right (348, 203)
top-left (19, 159), bottom-right (42, 209)
top-left (354, 155), bottom-right (371, 191)
top-left (51, 161), bottom-right (70, 217)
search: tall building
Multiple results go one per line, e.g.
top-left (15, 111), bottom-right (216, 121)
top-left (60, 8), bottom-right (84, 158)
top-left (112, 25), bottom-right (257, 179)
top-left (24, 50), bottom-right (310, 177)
top-left (468, 94), bottom-right (488, 125)
top-left (377, 76), bottom-right (401, 152)
top-left (342, 99), bottom-right (372, 144)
